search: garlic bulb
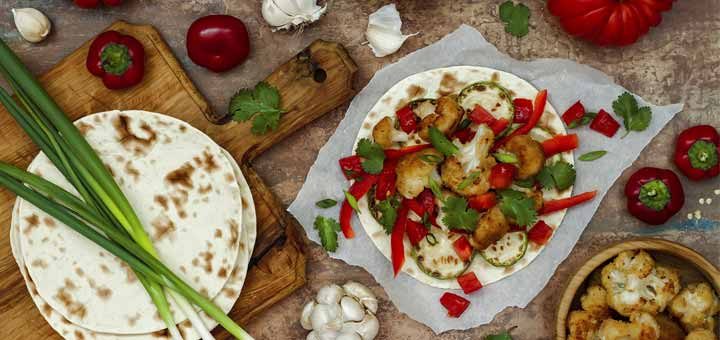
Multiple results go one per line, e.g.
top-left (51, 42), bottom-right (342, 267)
top-left (365, 4), bottom-right (417, 57)
top-left (12, 8), bottom-right (51, 43)
top-left (301, 282), bottom-right (380, 340)
top-left (261, 0), bottom-right (327, 31)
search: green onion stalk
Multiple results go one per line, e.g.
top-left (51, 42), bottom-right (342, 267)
top-left (0, 38), bottom-right (251, 340)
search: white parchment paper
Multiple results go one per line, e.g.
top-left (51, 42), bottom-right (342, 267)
top-left (288, 25), bottom-right (683, 332)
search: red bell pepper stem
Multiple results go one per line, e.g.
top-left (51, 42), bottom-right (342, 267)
top-left (494, 89), bottom-right (547, 149)
top-left (624, 167), bottom-right (685, 225)
top-left (440, 292), bottom-right (470, 318)
top-left (561, 101), bottom-right (585, 126)
top-left (339, 155), bottom-right (364, 180)
top-left (384, 144), bottom-right (432, 159)
top-left (527, 220), bottom-right (554, 245)
top-left (542, 134), bottom-right (579, 157)
top-left (391, 200), bottom-right (410, 276)
top-left (396, 106), bottom-right (418, 134)
top-left (513, 98), bottom-right (533, 124)
top-left (540, 190), bottom-right (597, 215)
top-left (673, 125), bottom-right (720, 181)
top-left (86, 31), bottom-right (145, 89)
top-left (339, 175), bottom-right (378, 238)
top-left (590, 109), bottom-right (620, 138)
top-left (457, 272), bottom-right (483, 294)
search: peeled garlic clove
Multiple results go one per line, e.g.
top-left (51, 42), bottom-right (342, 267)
top-left (311, 303), bottom-right (343, 331)
top-left (316, 284), bottom-right (344, 305)
top-left (365, 4), bottom-right (417, 57)
top-left (343, 281), bottom-right (378, 314)
top-left (300, 300), bottom-right (316, 330)
top-left (307, 329), bottom-right (339, 340)
top-left (12, 8), bottom-right (51, 43)
top-left (341, 313), bottom-right (380, 340)
top-left (340, 296), bottom-right (365, 322)
top-left (261, 0), bottom-right (327, 31)
top-left (337, 331), bottom-right (362, 340)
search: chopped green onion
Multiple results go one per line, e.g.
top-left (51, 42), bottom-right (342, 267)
top-left (579, 150), bottom-right (607, 161)
top-left (428, 176), bottom-right (444, 201)
top-left (419, 154), bottom-right (443, 164)
top-left (316, 198), bottom-right (338, 209)
top-left (425, 233), bottom-right (438, 246)
top-left (493, 152), bottom-right (518, 163)
top-left (345, 191), bottom-right (360, 212)
top-left (428, 126), bottom-right (458, 156)
top-left (457, 171), bottom-right (482, 190)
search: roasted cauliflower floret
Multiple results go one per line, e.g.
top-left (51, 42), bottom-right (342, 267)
top-left (685, 329), bottom-right (716, 340)
top-left (502, 134), bottom-right (545, 180)
top-left (668, 282), bottom-right (720, 332)
top-left (372, 117), bottom-right (394, 148)
top-left (470, 206), bottom-right (510, 251)
top-left (441, 156), bottom-right (495, 197)
top-left (601, 250), bottom-right (681, 317)
top-left (568, 310), bottom-right (602, 340)
top-left (582, 285), bottom-right (612, 319)
top-left (418, 95), bottom-right (463, 140)
top-left (595, 312), bottom-right (660, 340)
top-left (395, 148), bottom-right (444, 199)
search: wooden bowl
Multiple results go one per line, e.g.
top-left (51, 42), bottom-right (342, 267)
top-left (556, 238), bottom-right (720, 340)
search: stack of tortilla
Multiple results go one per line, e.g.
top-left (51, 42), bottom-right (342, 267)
top-left (9, 110), bottom-right (256, 340)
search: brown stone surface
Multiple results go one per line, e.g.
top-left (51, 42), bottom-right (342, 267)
top-left (1, 0), bottom-right (719, 339)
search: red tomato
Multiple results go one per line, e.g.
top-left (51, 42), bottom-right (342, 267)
top-left (547, 0), bottom-right (675, 46)
top-left (457, 272), bottom-right (483, 294)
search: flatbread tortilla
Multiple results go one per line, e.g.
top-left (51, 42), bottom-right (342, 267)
top-left (13, 111), bottom-right (245, 334)
top-left (354, 66), bottom-right (573, 289)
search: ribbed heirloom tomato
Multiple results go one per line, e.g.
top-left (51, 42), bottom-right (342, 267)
top-left (547, 0), bottom-right (675, 46)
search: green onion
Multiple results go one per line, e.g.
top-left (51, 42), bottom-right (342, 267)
top-left (457, 171), bottom-right (481, 190)
top-left (419, 154), bottom-right (443, 164)
top-left (579, 150), bottom-right (607, 161)
top-left (425, 233), bottom-right (438, 246)
top-left (344, 191), bottom-right (360, 212)
top-left (493, 152), bottom-right (518, 164)
top-left (315, 198), bottom-right (338, 209)
top-left (428, 126), bottom-right (458, 156)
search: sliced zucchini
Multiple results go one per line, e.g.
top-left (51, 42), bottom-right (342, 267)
top-left (458, 82), bottom-right (514, 122)
top-left (479, 231), bottom-right (528, 267)
top-left (409, 98), bottom-right (437, 119)
top-left (414, 230), bottom-right (472, 280)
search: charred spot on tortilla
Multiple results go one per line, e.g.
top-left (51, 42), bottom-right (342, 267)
top-left (113, 114), bottom-right (157, 154)
top-left (76, 122), bottom-right (93, 136)
top-left (74, 331), bottom-right (85, 340)
top-left (242, 197), bottom-right (249, 209)
top-left (41, 303), bottom-right (53, 316)
top-left (96, 286), bottom-right (112, 300)
top-left (99, 264), bottom-right (111, 274)
top-left (165, 163), bottom-right (195, 189)
top-left (218, 267), bottom-right (229, 278)
top-left (127, 312), bottom-right (141, 327)
top-left (74, 267), bottom-right (84, 277)
top-left (363, 122), bottom-right (371, 129)
top-left (31, 258), bottom-right (47, 268)
top-left (118, 261), bottom-right (137, 283)
top-left (200, 287), bottom-right (209, 297)
top-left (368, 112), bottom-right (377, 119)
top-left (225, 173), bottom-right (235, 182)
top-left (179, 124), bottom-right (187, 133)
top-left (55, 288), bottom-right (87, 319)
top-left (124, 161), bottom-right (140, 181)
top-left (93, 115), bottom-right (102, 123)
top-left (201, 150), bottom-right (220, 172)
top-left (104, 163), bottom-right (115, 178)
top-left (41, 236), bottom-right (49, 243)
top-left (154, 195), bottom-right (169, 210)
top-left (42, 217), bottom-right (56, 228)
top-left (381, 96), bottom-right (392, 104)
top-left (152, 329), bottom-right (170, 338)
top-left (491, 72), bottom-right (500, 82)
top-left (214, 228), bottom-right (223, 239)
top-left (439, 73), bottom-right (466, 96)
top-left (407, 84), bottom-right (426, 99)
top-left (24, 214), bottom-right (40, 235)
top-left (151, 215), bottom-right (176, 241)
top-left (180, 265), bottom-right (187, 273)
top-left (229, 220), bottom-right (240, 248)
top-left (59, 247), bottom-right (66, 253)
top-left (224, 288), bottom-right (237, 298)
top-left (115, 155), bottom-right (124, 162)
top-left (199, 184), bottom-right (213, 194)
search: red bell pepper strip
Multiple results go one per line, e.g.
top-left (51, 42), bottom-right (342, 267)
top-left (673, 125), bottom-right (720, 181)
top-left (468, 105), bottom-right (496, 125)
top-left (86, 31), bottom-right (145, 89)
top-left (417, 189), bottom-right (437, 216)
top-left (452, 236), bottom-right (474, 262)
top-left (452, 128), bottom-right (476, 143)
top-left (513, 98), bottom-right (533, 124)
top-left (489, 163), bottom-right (516, 189)
top-left (494, 89), bottom-right (547, 149)
top-left (440, 292), bottom-right (470, 318)
top-left (457, 272), bottom-right (483, 294)
top-left (542, 134), bottom-right (579, 157)
top-left (385, 144), bottom-right (432, 159)
top-left (375, 159), bottom-right (398, 200)
top-left (527, 220), bottom-right (554, 245)
top-left (339, 155), bottom-right (364, 180)
top-left (561, 101), bottom-right (586, 126)
top-left (489, 118), bottom-right (510, 136)
top-left (540, 190), bottom-right (598, 215)
top-left (391, 200), bottom-right (410, 276)
top-left (406, 220), bottom-right (428, 246)
top-left (624, 167), bottom-right (684, 225)
top-left (405, 199), bottom-right (426, 217)
top-left (395, 106), bottom-right (418, 134)
top-left (468, 192), bottom-right (497, 211)
top-left (340, 175), bottom-right (378, 238)
top-left (590, 109), bottom-right (620, 137)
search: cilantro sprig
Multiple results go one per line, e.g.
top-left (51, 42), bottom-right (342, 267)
top-left (376, 197), bottom-right (400, 234)
top-left (314, 216), bottom-right (341, 252)
top-left (537, 160), bottom-right (576, 191)
top-left (441, 196), bottom-right (480, 231)
top-left (230, 82), bottom-right (286, 135)
top-left (498, 189), bottom-right (537, 227)
top-left (356, 138), bottom-right (386, 174)
top-left (612, 92), bottom-right (652, 137)
top-left (499, 1), bottom-right (530, 38)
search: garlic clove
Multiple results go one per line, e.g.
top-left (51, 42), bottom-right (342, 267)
top-left (341, 313), bottom-right (380, 340)
top-left (12, 8), bottom-right (51, 43)
top-left (365, 4), bottom-right (417, 57)
top-left (261, 0), bottom-right (327, 31)
top-left (262, 0), bottom-right (297, 27)
top-left (340, 296), bottom-right (365, 322)
top-left (310, 303), bottom-right (343, 331)
top-left (316, 284), bottom-right (344, 305)
top-left (342, 281), bottom-right (378, 314)
top-left (336, 331), bottom-right (362, 340)
top-left (306, 329), bottom-right (339, 340)
top-left (300, 300), bottom-right (316, 330)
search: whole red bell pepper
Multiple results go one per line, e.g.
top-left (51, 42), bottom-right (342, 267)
top-left (625, 167), bottom-right (684, 225)
top-left (561, 101), bottom-right (585, 126)
top-left (489, 163), bottom-right (516, 189)
top-left (590, 109), bottom-right (620, 138)
top-left (392, 200), bottom-right (410, 276)
top-left (339, 155), bottom-right (363, 180)
top-left (186, 15), bottom-right (250, 73)
top-left (375, 158), bottom-right (398, 200)
top-left (527, 220), bottom-right (553, 245)
top-left (395, 106), bottom-right (418, 134)
top-left (457, 272), bottom-right (483, 294)
top-left (674, 125), bottom-right (720, 181)
top-left (86, 31), bottom-right (145, 90)
top-left (542, 134), bottom-right (579, 157)
top-left (494, 89), bottom-right (547, 150)
top-left (384, 144), bottom-right (431, 159)
top-left (74, 0), bottom-right (122, 8)
top-left (540, 190), bottom-right (597, 215)
top-left (513, 98), bottom-right (533, 124)
top-left (339, 175), bottom-right (378, 238)
top-left (440, 292), bottom-right (470, 318)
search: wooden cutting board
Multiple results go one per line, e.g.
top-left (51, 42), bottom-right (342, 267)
top-left (0, 21), bottom-right (357, 339)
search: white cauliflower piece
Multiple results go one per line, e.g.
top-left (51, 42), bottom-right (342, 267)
top-left (685, 329), bottom-right (716, 340)
top-left (668, 282), bottom-right (720, 332)
top-left (595, 312), bottom-right (660, 340)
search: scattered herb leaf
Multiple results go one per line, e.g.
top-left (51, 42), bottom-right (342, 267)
top-left (493, 152), bottom-right (519, 163)
top-left (513, 177), bottom-right (536, 188)
top-left (485, 331), bottom-right (513, 340)
top-left (356, 138), bottom-right (386, 174)
top-left (441, 196), bottom-right (480, 231)
top-left (376, 197), bottom-right (400, 234)
top-left (568, 112), bottom-right (597, 129)
top-left (499, 1), bottom-right (530, 38)
top-left (612, 92), bottom-right (652, 137)
top-left (536, 167), bottom-right (555, 189)
top-left (498, 189), bottom-right (537, 227)
top-left (344, 191), bottom-right (359, 212)
top-left (314, 216), bottom-right (341, 252)
top-left (579, 150), bottom-right (607, 162)
top-left (230, 82), bottom-right (285, 135)
top-left (537, 161), bottom-right (576, 191)
top-left (315, 199), bottom-right (338, 209)
top-left (458, 171), bottom-right (482, 190)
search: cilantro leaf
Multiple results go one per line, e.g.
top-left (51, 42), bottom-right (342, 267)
top-left (376, 197), bottom-right (400, 234)
top-left (537, 161), bottom-right (576, 191)
top-left (498, 189), bottom-right (537, 227)
top-left (315, 199), bottom-right (338, 209)
top-left (612, 92), bottom-right (652, 136)
top-left (314, 216), bottom-right (341, 252)
top-left (229, 81), bottom-right (285, 135)
top-left (441, 196), bottom-right (480, 231)
top-left (499, 1), bottom-right (530, 38)
top-left (356, 138), bottom-right (386, 174)
top-left (536, 166), bottom-right (555, 189)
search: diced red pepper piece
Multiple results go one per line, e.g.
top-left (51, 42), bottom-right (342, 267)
top-left (385, 144), bottom-right (432, 159)
top-left (452, 128), bottom-right (476, 143)
top-left (440, 292), bottom-right (470, 318)
top-left (339, 202), bottom-right (354, 238)
top-left (339, 155), bottom-right (363, 180)
top-left (509, 224), bottom-right (524, 232)
top-left (489, 163), bottom-right (516, 189)
top-left (590, 109), bottom-right (620, 138)
top-left (452, 236), bottom-right (474, 262)
top-left (468, 105), bottom-right (496, 125)
top-left (561, 101), bottom-right (586, 126)
top-left (513, 98), bottom-right (533, 124)
top-left (396, 106), bottom-right (418, 134)
top-left (391, 200), bottom-right (410, 276)
top-left (494, 89), bottom-right (547, 150)
top-left (417, 189), bottom-right (437, 216)
top-left (540, 190), bottom-right (597, 215)
top-left (542, 134), bottom-right (579, 157)
top-left (340, 175), bottom-right (379, 238)
top-left (490, 118), bottom-right (510, 136)
top-left (528, 220), bottom-right (554, 245)
top-left (406, 220), bottom-right (428, 246)
top-left (375, 159), bottom-right (398, 201)
top-left (457, 272), bottom-right (483, 294)
top-left (405, 199), bottom-right (425, 217)
top-left (468, 192), bottom-right (497, 211)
